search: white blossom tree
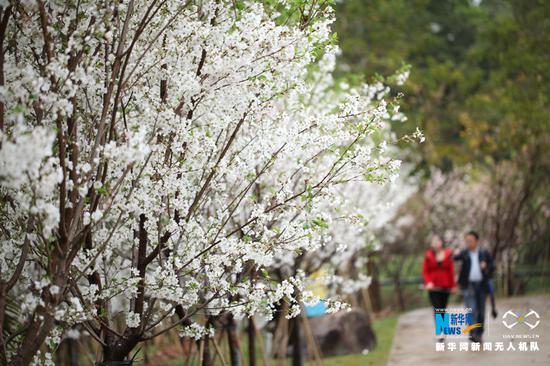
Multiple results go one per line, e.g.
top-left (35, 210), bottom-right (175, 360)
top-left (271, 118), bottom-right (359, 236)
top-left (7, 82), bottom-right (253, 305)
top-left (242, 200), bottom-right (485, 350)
top-left (0, 1), bottom-right (415, 365)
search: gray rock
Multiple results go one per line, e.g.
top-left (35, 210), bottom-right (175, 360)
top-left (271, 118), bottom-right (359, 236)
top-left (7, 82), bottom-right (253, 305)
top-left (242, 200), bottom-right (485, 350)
top-left (301, 309), bottom-right (377, 358)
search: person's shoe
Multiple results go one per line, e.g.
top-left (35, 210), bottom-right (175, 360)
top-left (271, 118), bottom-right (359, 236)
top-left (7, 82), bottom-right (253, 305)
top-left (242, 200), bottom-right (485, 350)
top-left (492, 309), bottom-right (498, 319)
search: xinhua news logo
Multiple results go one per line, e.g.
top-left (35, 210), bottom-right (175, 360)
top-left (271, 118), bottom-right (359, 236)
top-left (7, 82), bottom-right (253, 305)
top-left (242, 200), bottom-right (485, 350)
top-left (434, 309), bottom-right (481, 336)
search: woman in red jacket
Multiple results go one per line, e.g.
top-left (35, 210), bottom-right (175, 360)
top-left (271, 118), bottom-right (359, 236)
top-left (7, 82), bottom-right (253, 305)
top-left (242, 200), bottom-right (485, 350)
top-left (422, 235), bottom-right (456, 322)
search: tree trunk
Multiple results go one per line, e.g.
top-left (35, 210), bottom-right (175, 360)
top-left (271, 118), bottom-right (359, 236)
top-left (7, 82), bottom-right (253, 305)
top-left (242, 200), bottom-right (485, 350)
top-left (101, 334), bottom-right (140, 364)
top-left (54, 338), bottom-right (77, 366)
top-left (248, 317), bottom-right (256, 366)
top-left (202, 335), bottom-right (212, 366)
top-left (367, 257), bottom-right (382, 312)
top-left (291, 316), bottom-right (302, 366)
top-left (394, 277), bottom-right (405, 311)
top-left (227, 315), bottom-right (242, 366)
top-left (66, 338), bottom-right (78, 366)
top-left (506, 254), bottom-right (514, 296)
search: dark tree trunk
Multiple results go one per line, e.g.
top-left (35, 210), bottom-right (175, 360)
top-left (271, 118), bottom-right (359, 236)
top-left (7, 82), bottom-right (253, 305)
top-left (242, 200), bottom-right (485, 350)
top-left (291, 316), bottom-right (302, 366)
top-left (55, 338), bottom-right (76, 365)
top-left (248, 317), bottom-right (256, 366)
top-left (101, 335), bottom-right (140, 363)
top-left (67, 338), bottom-right (78, 366)
top-left (202, 335), bottom-right (212, 366)
top-left (367, 256), bottom-right (382, 312)
top-left (227, 315), bottom-right (242, 366)
top-left (506, 254), bottom-right (514, 296)
top-left (394, 277), bottom-right (406, 311)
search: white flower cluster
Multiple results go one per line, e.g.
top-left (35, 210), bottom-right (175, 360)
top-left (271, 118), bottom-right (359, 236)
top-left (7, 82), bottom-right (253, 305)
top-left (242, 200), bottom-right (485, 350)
top-left (180, 322), bottom-right (215, 341)
top-left (0, 0), bottom-right (411, 362)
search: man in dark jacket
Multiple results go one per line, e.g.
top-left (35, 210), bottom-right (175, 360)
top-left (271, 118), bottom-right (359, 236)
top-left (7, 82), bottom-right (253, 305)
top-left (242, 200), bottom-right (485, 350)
top-left (454, 231), bottom-right (495, 342)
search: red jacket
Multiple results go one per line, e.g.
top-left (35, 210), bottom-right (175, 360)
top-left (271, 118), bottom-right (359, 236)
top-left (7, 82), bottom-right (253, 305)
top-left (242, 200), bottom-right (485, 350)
top-left (422, 248), bottom-right (456, 289)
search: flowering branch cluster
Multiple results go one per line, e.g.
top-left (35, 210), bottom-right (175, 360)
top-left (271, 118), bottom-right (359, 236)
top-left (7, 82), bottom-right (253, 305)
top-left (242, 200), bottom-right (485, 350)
top-left (0, 1), bottom-right (413, 364)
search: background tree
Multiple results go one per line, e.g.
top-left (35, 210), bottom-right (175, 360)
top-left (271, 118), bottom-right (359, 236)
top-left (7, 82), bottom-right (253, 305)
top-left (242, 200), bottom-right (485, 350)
top-left (335, 0), bottom-right (550, 299)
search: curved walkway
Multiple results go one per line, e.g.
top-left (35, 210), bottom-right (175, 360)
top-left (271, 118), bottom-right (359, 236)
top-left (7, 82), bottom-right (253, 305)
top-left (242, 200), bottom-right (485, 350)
top-left (388, 294), bottom-right (550, 366)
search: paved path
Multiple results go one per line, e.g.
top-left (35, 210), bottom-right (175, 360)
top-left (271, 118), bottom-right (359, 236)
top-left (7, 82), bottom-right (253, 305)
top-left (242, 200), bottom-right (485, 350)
top-left (387, 294), bottom-right (550, 366)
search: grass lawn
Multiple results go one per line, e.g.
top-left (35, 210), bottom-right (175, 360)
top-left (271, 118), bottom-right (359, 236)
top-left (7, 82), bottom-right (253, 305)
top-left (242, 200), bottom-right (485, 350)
top-left (159, 314), bottom-right (399, 366)
top-left (305, 315), bottom-right (398, 366)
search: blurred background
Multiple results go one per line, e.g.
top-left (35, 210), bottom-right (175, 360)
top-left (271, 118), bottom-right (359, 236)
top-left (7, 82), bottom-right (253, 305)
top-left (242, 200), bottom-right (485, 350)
top-left (334, 0), bottom-right (550, 314)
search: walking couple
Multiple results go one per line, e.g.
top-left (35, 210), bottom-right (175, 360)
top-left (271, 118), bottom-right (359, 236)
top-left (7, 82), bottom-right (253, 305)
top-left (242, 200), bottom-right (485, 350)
top-left (422, 231), bottom-right (495, 343)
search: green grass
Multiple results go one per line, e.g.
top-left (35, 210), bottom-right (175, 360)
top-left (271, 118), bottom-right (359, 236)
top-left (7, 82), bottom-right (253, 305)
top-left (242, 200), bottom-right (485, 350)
top-left (157, 315), bottom-right (399, 366)
top-left (305, 315), bottom-right (398, 366)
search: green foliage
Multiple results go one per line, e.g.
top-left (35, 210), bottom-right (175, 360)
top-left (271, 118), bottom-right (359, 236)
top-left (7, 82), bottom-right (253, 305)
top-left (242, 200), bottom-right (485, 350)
top-left (335, 0), bottom-right (550, 172)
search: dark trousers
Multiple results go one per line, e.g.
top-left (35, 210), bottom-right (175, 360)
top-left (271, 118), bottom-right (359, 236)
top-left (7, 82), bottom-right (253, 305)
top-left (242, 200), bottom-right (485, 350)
top-left (429, 290), bottom-right (450, 315)
top-left (463, 281), bottom-right (487, 338)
